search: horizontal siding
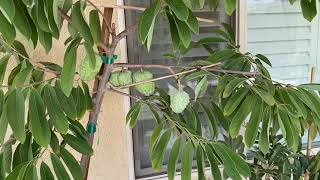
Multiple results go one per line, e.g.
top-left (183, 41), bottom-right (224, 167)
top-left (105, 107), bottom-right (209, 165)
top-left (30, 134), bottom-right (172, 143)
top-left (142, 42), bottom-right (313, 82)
top-left (247, 0), bottom-right (318, 84)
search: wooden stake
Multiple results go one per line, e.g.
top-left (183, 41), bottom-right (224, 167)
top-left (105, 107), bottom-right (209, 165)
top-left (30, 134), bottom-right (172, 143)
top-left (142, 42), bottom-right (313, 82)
top-left (305, 66), bottom-right (317, 180)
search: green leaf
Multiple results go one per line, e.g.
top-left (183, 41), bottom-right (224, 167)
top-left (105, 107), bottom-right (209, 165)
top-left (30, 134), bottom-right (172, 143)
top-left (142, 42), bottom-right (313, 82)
top-left (184, 71), bottom-right (209, 81)
top-left (138, 0), bottom-right (161, 43)
top-left (51, 153), bottom-right (71, 180)
top-left (244, 99), bottom-right (263, 148)
top-left (198, 37), bottom-right (227, 44)
top-left (46, 0), bottom-right (60, 38)
top-left (50, 132), bottom-right (60, 155)
top-left (212, 102), bottom-right (229, 131)
top-left (43, 85), bottom-right (69, 134)
top-left (194, 76), bottom-right (207, 100)
top-left (12, 0), bottom-right (31, 39)
top-left (28, 89), bottom-right (51, 148)
top-left (147, 104), bottom-right (161, 124)
top-left (72, 86), bottom-right (87, 120)
top-left (0, 93), bottom-right (7, 144)
top-left (0, 0), bottom-right (15, 21)
top-left (151, 129), bottom-right (172, 171)
top-left (0, 55), bottom-right (10, 85)
top-left (181, 142), bottom-right (193, 180)
top-left (82, 82), bottom-right (93, 110)
top-left (196, 146), bottom-right (206, 180)
top-left (36, 0), bottom-right (51, 32)
top-left (259, 106), bottom-right (271, 154)
top-left (299, 83), bottom-right (320, 91)
top-left (205, 144), bottom-right (222, 180)
top-left (63, 134), bottom-right (93, 155)
top-left (213, 143), bottom-right (251, 177)
top-left (52, 0), bottom-right (65, 29)
top-left (11, 66), bottom-right (33, 88)
top-left (84, 41), bottom-right (96, 68)
top-left (126, 102), bottom-right (142, 128)
top-left (223, 78), bottom-right (246, 98)
top-left (38, 29), bottom-right (53, 53)
top-left (89, 10), bottom-right (102, 45)
top-left (251, 87), bottom-right (276, 106)
top-left (300, 0), bottom-right (317, 22)
top-left (60, 45), bottom-right (77, 96)
top-left (40, 162), bottom-right (55, 180)
top-left (186, 10), bottom-right (199, 34)
top-left (167, 11), bottom-right (180, 50)
top-left (224, 0), bottom-right (236, 16)
top-left (206, 49), bottom-right (236, 64)
top-left (201, 103), bottom-right (218, 137)
top-left (229, 95), bottom-right (255, 138)
top-left (277, 108), bottom-right (298, 152)
top-left (54, 82), bottom-right (77, 120)
top-left (256, 54), bottom-right (272, 67)
top-left (167, 138), bottom-right (181, 180)
top-left (221, 23), bottom-right (235, 43)
top-left (0, 10), bottom-right (16, 44)
top-left (224, 87), bottom-right (249, 116)
top-left (6, 88), bottom-right (25, 143)
top-left (71, 1), bottom-right (93, 46)
top-left (150, 121), bottom-right (165, 153)
top-left (5, 161), bottom-right (30, 180)
top-left (60, 148), bottom-right (83, 180)
top-left (173, 14), bottom-right (192, 48)
top-left (165, 0), bottom-right (189, 21)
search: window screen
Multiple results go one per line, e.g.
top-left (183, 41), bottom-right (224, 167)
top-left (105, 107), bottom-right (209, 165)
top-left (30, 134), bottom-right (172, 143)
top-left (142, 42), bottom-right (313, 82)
top-left (124, 0), bottom-right (231, 178)
top-left (247, 0), bottom-right (320, 146)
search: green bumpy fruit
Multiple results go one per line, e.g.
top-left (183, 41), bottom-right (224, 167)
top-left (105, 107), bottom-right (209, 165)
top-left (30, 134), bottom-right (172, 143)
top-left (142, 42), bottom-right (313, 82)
top-left (109, 71), bottom-right (121, 86)
top-left (133, 70), bottom-right (155, 96)
top-left (170, 90), bottom-right (190, 113)
top-left (79, 55), bottom-right (102, 81)
top-left (109, 70), bottom-right (132, 87)
top-left (118, 70), bottom-right (132, 86)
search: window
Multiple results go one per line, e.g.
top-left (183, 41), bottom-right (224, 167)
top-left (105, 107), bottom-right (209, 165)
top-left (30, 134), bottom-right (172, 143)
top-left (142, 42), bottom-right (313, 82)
top-left (246, 0), bottom-right (320, 145)
top-left (124, 0), bottom-right (231, 178)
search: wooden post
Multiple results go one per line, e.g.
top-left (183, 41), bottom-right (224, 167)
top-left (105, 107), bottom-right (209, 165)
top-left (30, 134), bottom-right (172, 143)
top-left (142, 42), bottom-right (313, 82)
top-left (80, 8), bottom-right (114, 180)
top-left (305, 67), bottom-right (317, 180)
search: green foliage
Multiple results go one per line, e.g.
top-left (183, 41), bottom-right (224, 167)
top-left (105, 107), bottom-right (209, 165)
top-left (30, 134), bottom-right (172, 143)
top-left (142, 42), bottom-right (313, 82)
top-left (0, 0), bottom-right (318, 179)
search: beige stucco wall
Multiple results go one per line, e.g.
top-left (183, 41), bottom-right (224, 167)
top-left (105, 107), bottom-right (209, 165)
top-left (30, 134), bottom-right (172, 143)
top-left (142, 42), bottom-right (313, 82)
top-left (27, 0), bottom-right (133, 179)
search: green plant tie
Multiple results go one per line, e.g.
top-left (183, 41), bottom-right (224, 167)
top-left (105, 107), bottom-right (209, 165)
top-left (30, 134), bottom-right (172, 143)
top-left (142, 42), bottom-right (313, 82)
top-left (87, 122), bottom-right (97, 134)
top-left (101, 55), bottom-right (118, 64)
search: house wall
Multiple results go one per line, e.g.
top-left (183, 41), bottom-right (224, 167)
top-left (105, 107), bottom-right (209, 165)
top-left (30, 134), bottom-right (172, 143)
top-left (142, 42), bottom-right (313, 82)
top-left (27, 0), bottom-right (133, 179)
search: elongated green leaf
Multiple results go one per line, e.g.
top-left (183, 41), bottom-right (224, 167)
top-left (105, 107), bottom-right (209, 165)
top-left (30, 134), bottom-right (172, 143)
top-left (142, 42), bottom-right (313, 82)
top-left (301, 0), bottom-right (317, 22)
top-left (151, 129), bottom-right (172, 171)
top-left (63, 134), bottom-right (93, 155)
top-left (6, 88), bottom-right (25, 143)
top-left (52, 0), bottom-right (65, 28)
top-left (229, 95), bottom-right (255, 138)
top-left (72, 86), bottom-right (87, 120)
top-left (213, 143), bottom-right (250, 177)
top-left (256, 54), bottom-right (272, 67)
top-left (173, 14), bottom-right (192, 48)
top-left (51, 153), bottom-right (71, 180)
top-left (28, 89), bottom-right (51, 147)
top-left (0, 55), bottom-right (10, 85)
top-left (195, 76), bottom-right (207, 100)
top-left (224, 87), bottom-right (249, 116)
top-left (46, 0), bottom-right (60, 38)
top-left (139, 0), bottom-right (161, 43)
top-left (6, 161), bottom-right (30, 180)
top-left (0, 93), bottom-right (7, 144)
top-left (43, 85), bottom-right (69, 134)
top-left (196, 146), bottom-right (206, 180)
top-left (223, 78), bottom-right (246, 98)
top-left (299, 83), bottom-right (320, 91)
top-left (165, 0), bottom-right (189, 21)
top-left (0, 0), bottom-right (15, 21)
top-left (36, 0), bottom-right (51, 32)
top-left (60, 148), bottom-right (83, 180)
top-left (82, 82), bottom-right (93, 110)
top-left (11, 66), bottom-right (32, 88)
top-left (38, 29), bottom-right (53, 53)
top-left (89, 10), bottom-right (101, 44)
top-left (147, 104), bottom-right (161, 124)
top-left (84, 41), bottom-right (96, 68)
top-left (277, 108), bottom-right (298, 152)
top-left (54, 83), bottom-right (77, 120)
top-left (181, 142), bottom-right (193, 180)
top-left (166, 11), bottom-right (180, 50)
top-left (168, 138), bottom-right (181, 180)
top-left (259, 106), bottom-right (271, 154)
top-left (126, 102), bottom-right (142, 128)
top-left (40, 162), bottom-right (55, 180)
top-left (50, 132), bottom-right (60, 155)
top-left (0, 10), bottom-right (15, 44)
top-left (205, 144), bottom-right (222, 180)
top-left (150, 121), bottom-right (165, 153)
top-left (186, 10), bottom-right (199, 34)
top-left (251, 87), bottom-right (276, 106)
top-left (60, 46), bottom-right (77, 96)
top-left (224, 0), bottom-right (236, 16)
top-left (12, 0), bottom-right (31, 39)
top-left (244, 99), bottom-right (263, 148)
top-left (201, 103), bottom-right (218, 137)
